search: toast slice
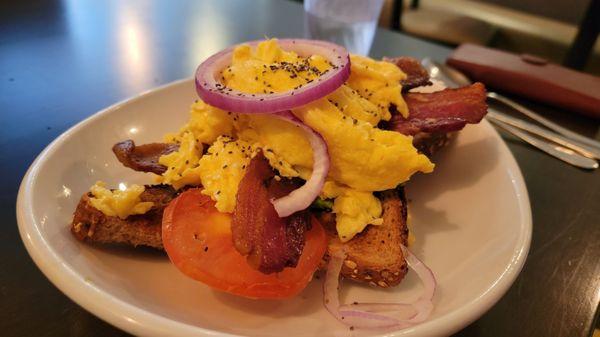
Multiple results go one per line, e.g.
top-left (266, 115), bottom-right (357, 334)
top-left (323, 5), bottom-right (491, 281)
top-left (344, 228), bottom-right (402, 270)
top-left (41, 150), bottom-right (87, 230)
top-left (71, 184), bottom-right (176, 249)
top-left (70, 185), bottom-right (409, 288)
top-left (317, 188), bottom-right (409, 287)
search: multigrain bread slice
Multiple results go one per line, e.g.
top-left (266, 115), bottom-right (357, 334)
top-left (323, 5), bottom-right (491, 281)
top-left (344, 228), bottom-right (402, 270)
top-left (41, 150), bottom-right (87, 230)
top-left (318, 188), bottom-right (409, 287)
top-left (71, 185), bottom-right (176, 249)
top-left (71, 185), bottom-right (410, 288)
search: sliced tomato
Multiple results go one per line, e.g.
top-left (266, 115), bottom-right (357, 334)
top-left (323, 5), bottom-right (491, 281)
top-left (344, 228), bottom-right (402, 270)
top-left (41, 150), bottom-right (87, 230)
top-left (162, 188), bottom-right (327, 299)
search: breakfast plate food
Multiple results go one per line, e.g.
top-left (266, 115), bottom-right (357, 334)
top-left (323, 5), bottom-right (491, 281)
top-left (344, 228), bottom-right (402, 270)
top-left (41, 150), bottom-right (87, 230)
top-left (17, 39), bottom-right (531, 336)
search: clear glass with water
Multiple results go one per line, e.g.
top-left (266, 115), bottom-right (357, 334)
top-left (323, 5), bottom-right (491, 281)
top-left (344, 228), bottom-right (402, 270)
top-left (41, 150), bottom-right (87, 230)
top-left (304, 0), bottom-right (384, 55)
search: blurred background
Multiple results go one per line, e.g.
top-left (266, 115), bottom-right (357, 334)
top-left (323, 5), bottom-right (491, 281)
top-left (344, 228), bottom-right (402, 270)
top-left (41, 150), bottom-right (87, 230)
top-left (296, 0), bottom-right (600, 75)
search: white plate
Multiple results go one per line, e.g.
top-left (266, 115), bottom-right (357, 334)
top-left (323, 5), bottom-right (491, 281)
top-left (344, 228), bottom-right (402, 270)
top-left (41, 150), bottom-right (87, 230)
top-left (17, 79), bottom-right (531, 337)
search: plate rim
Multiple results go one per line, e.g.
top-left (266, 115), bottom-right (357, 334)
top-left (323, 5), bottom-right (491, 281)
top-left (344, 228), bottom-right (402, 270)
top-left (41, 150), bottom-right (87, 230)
top-left (16, 78), bottom-right (532, 337)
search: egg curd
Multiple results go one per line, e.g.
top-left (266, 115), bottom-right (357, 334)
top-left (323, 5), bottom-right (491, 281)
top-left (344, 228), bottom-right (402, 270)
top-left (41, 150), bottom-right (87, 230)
top-left (89, 39), bottom-right (434, 241)
top-left (88, 181), bottom-right (154, 220)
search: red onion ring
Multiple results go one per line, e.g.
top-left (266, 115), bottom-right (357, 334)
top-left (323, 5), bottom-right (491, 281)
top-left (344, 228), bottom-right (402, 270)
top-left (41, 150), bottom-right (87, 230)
top-left (268, 111), bottom-right (329, 217)
top-left (339, 302), bottom-right (415, 314)
top-left (401, 244), bottom-right (436, 302)
top-left (323, 246), bottom-right (437, 330)
top-left (195, 39), bottom-right (350, 114)
top-left (323, 249), bottom-right (346, 320)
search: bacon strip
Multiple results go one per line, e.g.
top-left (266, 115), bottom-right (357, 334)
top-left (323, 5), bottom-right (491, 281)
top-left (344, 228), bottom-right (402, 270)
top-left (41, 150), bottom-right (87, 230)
top-left (112, 140), bottom-right (179, 175)
top-left (231, 152), bottom-right (309, 274)
top-left (389, 83), bottom-right (488, 135)
top-left (384, 57), bottom-right (432, 91)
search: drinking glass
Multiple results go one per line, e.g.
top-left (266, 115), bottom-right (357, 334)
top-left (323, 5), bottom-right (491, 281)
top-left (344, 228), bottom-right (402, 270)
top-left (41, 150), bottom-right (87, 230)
top-left (304, 0), bottom-right (385, 55)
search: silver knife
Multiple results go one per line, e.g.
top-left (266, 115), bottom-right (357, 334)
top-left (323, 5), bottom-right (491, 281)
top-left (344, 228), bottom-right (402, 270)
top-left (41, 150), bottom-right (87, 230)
top-left (487, 110), bottom-right (600, 160)
top-left (489, 119), bottom-right (599, 170)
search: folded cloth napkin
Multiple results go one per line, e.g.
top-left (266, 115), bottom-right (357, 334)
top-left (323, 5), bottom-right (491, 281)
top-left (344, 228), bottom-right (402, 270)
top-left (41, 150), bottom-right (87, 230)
top-left (447, 43), bottom-right (600, 119)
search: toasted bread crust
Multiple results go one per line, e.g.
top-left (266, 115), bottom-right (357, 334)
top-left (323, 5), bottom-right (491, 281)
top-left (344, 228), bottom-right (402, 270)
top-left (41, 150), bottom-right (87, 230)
top-left (318, 188), bottom-right (409, 287)
top-left (71, 185), bottom-right (176, 249)
top-left (413, 132), bottom-right (453, 157)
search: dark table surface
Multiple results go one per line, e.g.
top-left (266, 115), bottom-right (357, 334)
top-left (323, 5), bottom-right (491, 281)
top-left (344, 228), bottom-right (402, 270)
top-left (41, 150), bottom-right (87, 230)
top-left (2, 0), bottom-right (600, 336)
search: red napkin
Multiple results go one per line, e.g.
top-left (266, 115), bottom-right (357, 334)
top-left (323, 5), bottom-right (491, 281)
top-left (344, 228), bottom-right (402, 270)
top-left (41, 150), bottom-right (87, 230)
top-left (447, 44), bottom-right (600, 119)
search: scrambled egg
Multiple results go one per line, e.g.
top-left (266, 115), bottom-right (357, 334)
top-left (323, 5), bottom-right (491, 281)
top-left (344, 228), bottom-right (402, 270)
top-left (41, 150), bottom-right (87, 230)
top-left (347, 55), bottom-right (409, 118)
top-left (322, 181), bottom-right (383, 242)
top-left (326, 85), bottom-right (383, 126)
top-left (163, 100), bottom-right (235, 145)
top-left (158, 131), bottom-right (203, 189)
top-left (223, 39), bottom-right (332, 94)
top-left (90, 39), bottom-right (434, 241)
top-left (88, 181), bottom-right (153, 219)
top-left (294, 100), bottom-right (433, 191)
top-left (235, 114), bottom-right (313, 179)
top-left (198, 136), bottom-right (256, 213)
